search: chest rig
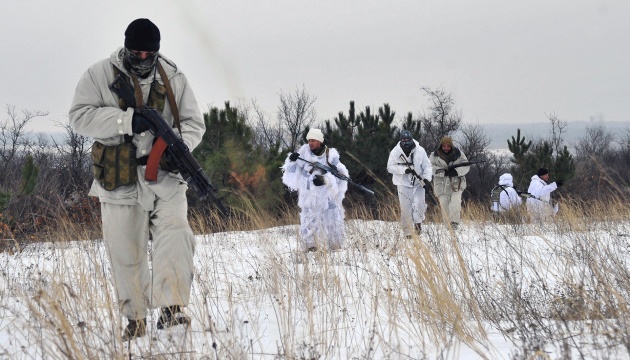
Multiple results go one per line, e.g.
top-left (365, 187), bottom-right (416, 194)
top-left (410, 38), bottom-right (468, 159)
top-left (112, 61), bottom-right (182, 180)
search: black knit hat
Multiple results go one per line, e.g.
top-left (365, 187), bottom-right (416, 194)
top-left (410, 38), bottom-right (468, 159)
top-left (537, 168), bottom-right (549, 177)
top-left (124, 18), bottom-right (160, 51)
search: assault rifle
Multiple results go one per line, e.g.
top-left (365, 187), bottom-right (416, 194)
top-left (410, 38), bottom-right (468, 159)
top-left (397, 155), bottom-right (430, 189)
top-left (109, 74), bottom-right (228, 216)
top-left (436, 160), bottom-right (486, 173)
top-left (296, 156), bottom-right (375, 195)
top-left (517, 191), bottom-right (541, 201)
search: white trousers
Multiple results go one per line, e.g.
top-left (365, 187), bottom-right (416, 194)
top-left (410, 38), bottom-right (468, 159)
top-left (397, 185), bottom-right (427, 236)
top-left (101, 185), bottom-right (195, 320)
top-left (299, 202), bottom-right (345, 251)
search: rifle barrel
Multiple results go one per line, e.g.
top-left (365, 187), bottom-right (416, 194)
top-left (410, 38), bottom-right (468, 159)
top-left (296, 156), bottom-right (374, 195)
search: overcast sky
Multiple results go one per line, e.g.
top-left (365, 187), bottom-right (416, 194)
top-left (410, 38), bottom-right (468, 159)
top-left (2, 0), bottom-right (629, 133)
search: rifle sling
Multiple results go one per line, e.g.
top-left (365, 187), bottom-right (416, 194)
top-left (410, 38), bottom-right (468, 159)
top-left (157, 62), bottom-right (181, 135)
top-left (131, 76), bottom-right (144, 108)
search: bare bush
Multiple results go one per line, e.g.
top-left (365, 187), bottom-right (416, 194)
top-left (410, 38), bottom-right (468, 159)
top-left (277, 85), bottom-right (317, 150)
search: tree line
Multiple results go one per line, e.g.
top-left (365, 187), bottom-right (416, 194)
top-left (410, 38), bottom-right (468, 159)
top-left (1, 87), bottom-right (629, 239)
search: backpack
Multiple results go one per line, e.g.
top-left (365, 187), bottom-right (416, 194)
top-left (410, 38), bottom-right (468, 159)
top-left (490, 185), bottom-right (509, 212)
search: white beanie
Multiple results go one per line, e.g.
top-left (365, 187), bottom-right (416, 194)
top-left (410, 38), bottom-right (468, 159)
top-left (306, 128), bottom-right (324, 142)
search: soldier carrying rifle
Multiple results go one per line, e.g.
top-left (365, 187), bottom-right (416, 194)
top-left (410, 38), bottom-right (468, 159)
top-left (282, 129), bottom-right (350, 252)
top-left (387, 130), bottom-right (432, 238)
top-left (69, 18), bottom-right (203, 341)
top-left (429, 136), bottom-right (478, 230)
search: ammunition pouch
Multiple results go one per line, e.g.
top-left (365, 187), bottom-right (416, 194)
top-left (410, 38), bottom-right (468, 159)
top-left (91, 141), bottom-right (138, 191)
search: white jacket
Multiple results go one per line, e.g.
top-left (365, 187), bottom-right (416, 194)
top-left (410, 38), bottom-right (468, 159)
top-left (386, 141), bottom-right (432, 188)
top-left (492, 173), bottom-right (521, 212)
top-left (526, 175), bottom-right (559, 217)
top-left (281, 145), bottom-right (349, 210)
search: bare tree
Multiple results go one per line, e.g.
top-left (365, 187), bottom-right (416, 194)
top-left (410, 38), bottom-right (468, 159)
top-left (546, 112), bottom-right (568, 155)
top-left (251, 99), bottom-right (282, 152)
top-left (574, 124), bottom-right (615, 159)
top-left (0, 105), bottom-right (48, 184)
top-left (621, 126), bottom-right (630, 150)
top-left (459, 124), bottom-right (490, 161)
top-left (50, 121), bottom-right (93, 197)
top-left (277, 85), bottom-right (317, 151)
top-left (459, 124), bottom-right (494, 201)
top-left (418, 87), bottom-right (462, 151)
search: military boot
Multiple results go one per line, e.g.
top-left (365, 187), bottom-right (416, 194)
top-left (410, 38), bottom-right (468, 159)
top-left (122, 318), bottom-right (146, 341)
top-left (156, 305), bottom-right (190, 330)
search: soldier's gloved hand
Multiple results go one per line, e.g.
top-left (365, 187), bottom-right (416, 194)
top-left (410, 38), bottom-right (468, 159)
top-left (160, 150), bottom-right (179, 173)
top-left (405, 168), bottom-right (413, 174)
top-left (423, 180), bottom-right (433, 192)
top-left (289, 152), bottom-right (300, 162)
top-left (444, 168), bottom-right (458, 177)
top-left (313, 175), bottom-right (326, 186)
top-left (556, 180), bottom-right (564, 187)
top-left (132, 111), bottom-right (154, 134)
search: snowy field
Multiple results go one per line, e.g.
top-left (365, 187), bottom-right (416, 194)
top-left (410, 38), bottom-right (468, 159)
top-left (1, 218), bottom-right (629, 359)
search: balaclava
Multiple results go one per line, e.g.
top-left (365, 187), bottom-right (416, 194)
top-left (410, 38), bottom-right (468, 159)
top-left (400, 130), bottom-right (416, 153)
top-left (123, 18), bottom-right (160, 78)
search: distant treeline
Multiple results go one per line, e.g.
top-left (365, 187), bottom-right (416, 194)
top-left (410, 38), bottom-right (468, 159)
top-left (1, 88), bottom-right (629, 238)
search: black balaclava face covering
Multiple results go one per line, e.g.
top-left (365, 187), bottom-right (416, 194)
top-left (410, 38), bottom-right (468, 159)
top-left (399, 130), bottom-right (416, 154)
top-left (123, 18), bottom-right (161, 78)
top-left (123, 48), bottom-right (158, 78)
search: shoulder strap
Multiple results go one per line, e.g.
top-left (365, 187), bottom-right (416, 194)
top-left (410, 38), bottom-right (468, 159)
top-left (325, 146), bottom-right (331, 166)
top-left (157, 61), bottom-right (182, 135)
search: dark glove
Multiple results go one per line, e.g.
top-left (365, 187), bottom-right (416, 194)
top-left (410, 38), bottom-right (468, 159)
top-left (160, 150), bottom-right (179, 173)
top-left (423, 180), bottom-right (433, 192)
top-left (555, 180), bottom-right (563, 187)
top-left (313, 175), bottom-right (325, 186)
top-left (289, 152), bottom-right (300, 162)
top-left (405, 168), bottom-right (413, 174)
top-left (444, 168), bottom-right (458, 177)
top-left (132, 112), bottom-right (154, 134)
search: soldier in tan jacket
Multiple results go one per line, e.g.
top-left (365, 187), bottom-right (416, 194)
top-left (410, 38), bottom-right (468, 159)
top-left (69, 18), bottom-right (205, 340)
top-left (429, 136), bottom-right (470, 230)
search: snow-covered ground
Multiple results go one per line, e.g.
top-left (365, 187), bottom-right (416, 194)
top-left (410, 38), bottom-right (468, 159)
top-left (1, 219), bottom-right (629, 359)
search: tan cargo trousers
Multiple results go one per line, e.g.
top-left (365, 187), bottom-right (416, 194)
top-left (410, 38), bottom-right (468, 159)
top-left (101, 186), bottom-right (195, 320)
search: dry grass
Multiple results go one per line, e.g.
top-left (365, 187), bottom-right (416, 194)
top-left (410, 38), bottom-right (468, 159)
top-left (0, 194), bottom-right (629, 359)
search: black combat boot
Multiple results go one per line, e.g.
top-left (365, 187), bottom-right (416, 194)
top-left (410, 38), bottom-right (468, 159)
top-left (156, 305), bottom-right (190, 330)
top-left (122, 318), bottom-right (146, 341)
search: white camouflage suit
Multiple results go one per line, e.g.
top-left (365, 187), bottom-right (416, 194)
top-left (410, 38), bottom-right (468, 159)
top-left (386, 140), bottom-right (432, 236)
top-left (282, 144), bottom-right (349, 251)
top-left (69, 48), bottom-right (205, 320)
top-left (526, 175), bottom-right (559, 220)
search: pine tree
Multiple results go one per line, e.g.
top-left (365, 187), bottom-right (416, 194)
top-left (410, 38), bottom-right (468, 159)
top-left (527, 141), bottom-right (554, 175)
top-left (324, 101), bottom-right (358, 157)
top-left (19, 154), bottom-right (39, 196)
top-left (507, 129), bottom-right (532, 188)
top-left (553, 145), bottom-right (576, 182)
top-left (400, 112), bottom-right (421, 140)
top-left (193, 102), bottom-right (285, 213)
